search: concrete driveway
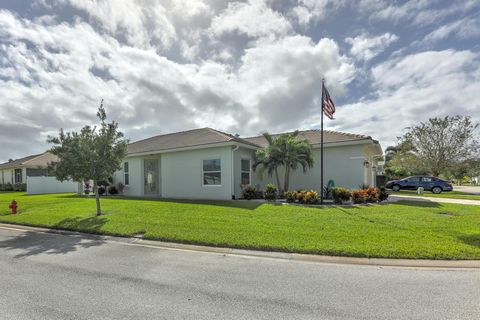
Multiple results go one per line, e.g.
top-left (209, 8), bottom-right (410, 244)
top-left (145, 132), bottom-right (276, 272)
top-left (454, 185), bottom-right (480, 195)
top-left (0, 226), bottom-right (479, 320)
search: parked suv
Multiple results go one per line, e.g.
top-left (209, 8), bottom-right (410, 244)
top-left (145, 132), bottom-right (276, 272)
top-left (385, 176), bottom-right (453, 194)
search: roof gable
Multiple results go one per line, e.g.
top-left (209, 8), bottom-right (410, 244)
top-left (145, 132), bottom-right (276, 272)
top-left (243, 130), bottom-right (373, 148)
top-left (127, 127), bottom-right (257, 155)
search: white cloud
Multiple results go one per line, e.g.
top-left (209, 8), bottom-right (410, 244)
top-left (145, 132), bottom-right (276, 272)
top-left (0, 9), bottom-right (354, 161)
top-left (345, 33), bottom-right (399, 61)
top-left (291, 0), bottom-right (346, 27)
top-left (210, 0), bottom-right (292, 39)
top-left (331, 50), bottom-right (480, 147)
top-left (423, 17), bottom-right (480, 43)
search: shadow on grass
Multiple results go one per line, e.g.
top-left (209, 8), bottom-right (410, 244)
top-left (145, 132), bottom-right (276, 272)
top-left (56, 194), bottom-right (264, 210)
top-left (0, 217), bottom-right (107, 258)
top-left (385, 199), bottom-right (441, 208)
top-left (458, 234), bottom-right (480, 248)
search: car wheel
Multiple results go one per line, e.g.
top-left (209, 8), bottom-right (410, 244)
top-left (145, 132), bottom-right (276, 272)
top-left (432, 186), bottom-right (442, 194)
top-left (392, 184), bottom-right (401, 192)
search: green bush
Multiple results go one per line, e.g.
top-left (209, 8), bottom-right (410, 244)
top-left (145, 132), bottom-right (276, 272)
top-left (241, 185), bottom-right (257, 200)
top-left (303, 190), bottom-right (320, 204)
top-left (108, 185), bottom-right (119, 195)
top-left (13, 183), bottom-right (26, 192)
top-left (0, 183), bottom-right (14, 191)
top-left (284, 191), bottom-right (296, 203)
top-left (263, 183), bottom-right (278, 201)
top-left (97, 186), bottom-right (106, 195)
top-left (378, 187), bottom-right (389, 202)
top-left (331, 187), bottom-right (352, 204)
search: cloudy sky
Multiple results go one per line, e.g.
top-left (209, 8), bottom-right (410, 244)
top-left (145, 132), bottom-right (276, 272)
top-left (1, 0), bottom-right (479, 162)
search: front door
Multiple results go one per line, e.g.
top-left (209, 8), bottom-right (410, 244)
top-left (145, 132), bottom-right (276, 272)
top-left (144, 159), bottom-right (158, 195)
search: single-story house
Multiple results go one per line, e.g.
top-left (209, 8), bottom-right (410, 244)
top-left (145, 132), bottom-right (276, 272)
top-left (112, 127), bottom-right (383, 199)
top-left (0, 152), bottom-right (57, 186)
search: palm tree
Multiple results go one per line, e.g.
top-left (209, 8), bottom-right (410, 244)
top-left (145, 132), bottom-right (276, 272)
top-left (253, 131), bottom-right (314, 192)
top-left (252, 133), bottom-right (283, 190)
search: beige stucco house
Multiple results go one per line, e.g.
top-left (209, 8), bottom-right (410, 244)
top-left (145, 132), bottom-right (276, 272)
top-left (0, 152), bottom-right (57, 186)
top-left (112, 127), bottom-right (383, 200)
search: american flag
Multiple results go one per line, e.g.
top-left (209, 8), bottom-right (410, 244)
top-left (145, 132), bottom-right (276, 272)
top-left (322, 84), bottom-right (335, 119)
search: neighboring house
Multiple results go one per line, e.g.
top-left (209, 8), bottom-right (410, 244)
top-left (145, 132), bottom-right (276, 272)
top-left (0, 152), bottom-right (57, 185)
top-left (112, 127), bottom-right (383, 200)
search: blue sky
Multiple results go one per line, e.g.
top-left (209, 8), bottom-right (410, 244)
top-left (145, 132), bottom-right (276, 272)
top-left (0, 0), bottom-right (479, 162)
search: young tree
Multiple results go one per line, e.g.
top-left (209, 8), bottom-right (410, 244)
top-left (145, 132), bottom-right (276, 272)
top-left (253, 131), bottom-right (314, 192)
top-left (400, 116), bottom-right (479, 177)
top-left (48, 100), bottom-right (128, 215)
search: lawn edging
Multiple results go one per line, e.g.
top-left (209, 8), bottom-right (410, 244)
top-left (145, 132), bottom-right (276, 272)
top-left (1, 222), bottom-right (480, 269)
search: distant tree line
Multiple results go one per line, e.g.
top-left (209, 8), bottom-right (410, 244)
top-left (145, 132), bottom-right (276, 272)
top-left (384, 115), bottom-right (480, 183)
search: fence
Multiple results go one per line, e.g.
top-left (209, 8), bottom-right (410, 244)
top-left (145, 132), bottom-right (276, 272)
top-left (26, 176), bottom-right (79, 195)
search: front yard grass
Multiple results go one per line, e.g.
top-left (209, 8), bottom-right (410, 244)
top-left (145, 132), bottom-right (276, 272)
top-left (1, 192), bottom-right (480, 259)
top-left (393, 190), bottom-right (480, 201)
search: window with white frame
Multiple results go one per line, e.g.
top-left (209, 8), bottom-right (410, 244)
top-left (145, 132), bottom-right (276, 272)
top-left (241, 159), bottom-right (251, 185)
top-left (124, 162), bottom-right (129, 185)
top-left (203, 159), bottom-right (221, 185)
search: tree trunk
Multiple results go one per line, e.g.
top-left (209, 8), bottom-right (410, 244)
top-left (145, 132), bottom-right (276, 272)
top-left (93, 180), bottom-right (102, 216)
top-left (274, 168), bottom-right (282, 193)
top-left (284, 166), bottom-right (290, 192)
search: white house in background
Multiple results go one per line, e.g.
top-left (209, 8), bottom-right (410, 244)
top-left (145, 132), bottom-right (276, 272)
top-left (112, 127), bottom-right (383, 200)
top-left (0, 152), bottom-right (57, 186)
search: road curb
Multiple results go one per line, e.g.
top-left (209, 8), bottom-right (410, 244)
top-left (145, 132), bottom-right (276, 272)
top-left (1, 223), bottom-right (480, 269)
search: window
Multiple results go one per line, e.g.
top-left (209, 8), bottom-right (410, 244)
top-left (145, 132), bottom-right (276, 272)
top-left (14, 169), bottom-right (22, 184)
top-left (407, 177), bottom-right (420, 182)
top-left (203, 159), bottom-right (221, 185)
top-left (422, 177), bottom-right (433, 182)
top-left (241, 159), bottom-right (251, 185)
top-left (124, 162), bottom-right (129, 185)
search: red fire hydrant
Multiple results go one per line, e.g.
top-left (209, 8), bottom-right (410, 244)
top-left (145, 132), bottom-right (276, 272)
top-left (9, 200), bottom-right (18, 214)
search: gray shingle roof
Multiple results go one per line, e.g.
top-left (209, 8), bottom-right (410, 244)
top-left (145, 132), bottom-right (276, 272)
top-left (0, 153), bottom-right (43, 170)
top-left (243, 130), bottom-right (373, 148)
top-left (127, 127), bottom-right (258, 155)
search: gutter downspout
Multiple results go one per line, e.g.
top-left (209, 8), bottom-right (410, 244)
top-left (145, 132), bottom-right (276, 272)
top-left (231, 145), bottom-right (240, 199)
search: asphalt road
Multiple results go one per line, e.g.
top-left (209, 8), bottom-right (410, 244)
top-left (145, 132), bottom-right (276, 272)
top-left (0, 227), bottom-right (479, 320)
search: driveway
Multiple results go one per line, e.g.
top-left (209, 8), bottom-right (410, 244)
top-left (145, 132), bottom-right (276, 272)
top-left (387, 194), bottom-right (480, 205)
top-left (0, 226), bottom-right (479, 319)
top-left (454, 185), bottom-right (480, 195)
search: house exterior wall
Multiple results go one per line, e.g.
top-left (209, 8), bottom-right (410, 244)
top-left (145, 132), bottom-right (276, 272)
top-left (250, 144), bottom-right (375, 192)
top-left (113, 157), bottom-right (146, 197)
top-left (161, 146), bottom-right (233, 200)
top-left (233, 147), bottom-right (255, 199)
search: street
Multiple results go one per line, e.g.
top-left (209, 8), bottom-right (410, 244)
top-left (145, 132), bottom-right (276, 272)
top-left (0, 226), bottom-right (479, 320)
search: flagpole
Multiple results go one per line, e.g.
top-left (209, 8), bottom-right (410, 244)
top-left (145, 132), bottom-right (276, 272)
top-left (320, 78), bottom-right (324, 205)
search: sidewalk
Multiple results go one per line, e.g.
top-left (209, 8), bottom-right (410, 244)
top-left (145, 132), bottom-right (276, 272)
top-left (387, 194), bottom-right (480, 206)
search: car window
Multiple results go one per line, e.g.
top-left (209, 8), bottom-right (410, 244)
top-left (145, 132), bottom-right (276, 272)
top-left (422, 177), bottom-right (433, 182)
top-left (407, 177), bottom-right (421, 182)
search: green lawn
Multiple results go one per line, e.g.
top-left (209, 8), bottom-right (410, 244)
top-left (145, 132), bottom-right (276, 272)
top-left (0, 192), bottom-right (480, 259)
top-left (393, 190), bottom-right (480, 201)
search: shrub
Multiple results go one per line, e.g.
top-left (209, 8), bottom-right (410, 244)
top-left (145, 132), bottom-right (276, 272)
top-left (365, 187), bottom-right (380, 203)
top-left (263, 183), bottom-right (278, 201)
top-left (241, 185), bottom-right (257, 200)
top-left (378, 187), bottom-right (389, 202)
top-left (97, 186), bottom-right (106, 195)
top-left (331, 187), bottom-right (352, 204)
top-left (108, 185), bottom-right (119, 195)
top-left (294, 189), bottom-right (305, 202)
top-left (352, 189), bottom-right (367, 204)
top-left (0, 183), bottom-right (14, 191)
top-left (13, 183), bottom-right (26, 192)
top-left (284, 191), bottom-right (296, 203)
top-left (117, 182), bottom-right (125, 194)
top-left (303, 190), bottom-right (320, 205)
